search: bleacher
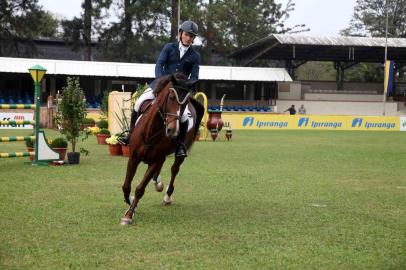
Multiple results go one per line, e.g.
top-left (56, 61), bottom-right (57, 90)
top-left (0, 93), bottom-right (34, 105)
top-left (85, 94), bottom-right (103, 109)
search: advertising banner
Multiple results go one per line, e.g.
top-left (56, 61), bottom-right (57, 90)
top-left (221, 113), bottom-right (402, 131)
top-left (0, 112), bottom-right (34, 129)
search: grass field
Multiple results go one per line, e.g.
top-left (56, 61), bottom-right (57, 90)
top-left (0, 129), bottom-right (405, 269)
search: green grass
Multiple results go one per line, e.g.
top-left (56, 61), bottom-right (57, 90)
top-left (0, 129), bottom-right (405, 269)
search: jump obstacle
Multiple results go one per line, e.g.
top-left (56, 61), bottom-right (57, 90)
top-left (0, 65), bottom-right (59, 163)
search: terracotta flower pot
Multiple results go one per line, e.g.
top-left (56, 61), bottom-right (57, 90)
top-left (108, 144), bottom-right (122, 156)
top-left (121, 144), bottom-right (130, 157)
top-left (27, 146), bottom-right (34, 161)
top-left (207, 111), bottom-right (224, 132)
top-left (96, 134), bottom-right (110, 145)
top-left (207, 111), bottom-right (224, 141)
top-left (52, 147), bottom-right (67, 160)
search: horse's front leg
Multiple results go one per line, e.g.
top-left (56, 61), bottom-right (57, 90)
top-left (152, 172), bottom-right (164, 192)
top-left (120, 160), bottom-right (165, 225)
top-left (122, 156), bottom-right (141, 205)
top-left (163, 156), bottom-right (185, 205)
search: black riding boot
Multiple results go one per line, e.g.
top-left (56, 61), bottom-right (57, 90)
top-left (118, 110), bottom-right (138, 145)
top-left (175, 121), bottom-right (188, 157)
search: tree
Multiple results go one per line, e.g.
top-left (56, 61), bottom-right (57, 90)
top-left (0, 0), bottom-right (58, 57)
top-left (61, 0), bottom-right (111, 60)
top-left (57, 77), bottom-right (87, 154)
top-left (98, 0), bottom-right (169, 62)
top-left (341, 0), bottom-right (406, 82)
top-left (191, 0), bottom-right (307, 65)
top-left (341, 0), bottom-right (406, 37)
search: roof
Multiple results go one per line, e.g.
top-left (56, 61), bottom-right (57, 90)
top-left (0, 57), bottom-right (292, 82)
top-left (229, 34), bottom-right (406, 65)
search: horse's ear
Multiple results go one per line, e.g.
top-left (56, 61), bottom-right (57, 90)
top-left (171, 74), bottom-right (177, 86)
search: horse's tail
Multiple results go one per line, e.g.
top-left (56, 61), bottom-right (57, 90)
top-left (189, 97), bottom-right (205, 135)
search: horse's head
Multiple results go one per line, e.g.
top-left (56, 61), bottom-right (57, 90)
top-left (154, 73), bottom-right (197, 138)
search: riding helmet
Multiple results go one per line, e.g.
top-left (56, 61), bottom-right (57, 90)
top-left (179, 20), bottom-right (198, 36)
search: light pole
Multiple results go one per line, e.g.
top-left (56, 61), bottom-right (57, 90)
top-left (28, 64), bottom-right (46, 164)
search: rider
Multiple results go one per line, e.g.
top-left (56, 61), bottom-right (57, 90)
top-left (119, 20), bottom-right (201, 157)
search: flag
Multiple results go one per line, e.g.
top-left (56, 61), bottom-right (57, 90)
top-left (384, 60), bottom-right (394, 96)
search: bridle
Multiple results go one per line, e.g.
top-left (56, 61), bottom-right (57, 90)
top-left (158, 86), bottom-right (192, 127)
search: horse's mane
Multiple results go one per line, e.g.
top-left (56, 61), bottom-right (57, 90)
top-left (154, 73), bottom-right (188, 95)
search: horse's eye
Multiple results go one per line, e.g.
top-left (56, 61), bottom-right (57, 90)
top-left (169, 96), bottom-right (176, 101)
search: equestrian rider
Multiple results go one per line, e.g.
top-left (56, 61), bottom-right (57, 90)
top-left (120, 20), bottom-right (200, 157)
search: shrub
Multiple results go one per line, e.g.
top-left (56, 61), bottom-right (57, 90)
top-left (83, 117), bottom-right (96, 125)
top-left (98, 128), bottom-right (110, 135)
top-left (25, 135), bottom-right (34, 148)
top-left (97, 119), bottom-right (108, 129)
top-left (50, 137), bottom-right (68, 148)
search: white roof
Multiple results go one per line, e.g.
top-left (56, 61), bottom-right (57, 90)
top-left (0, 57), bottom-right (292, 82)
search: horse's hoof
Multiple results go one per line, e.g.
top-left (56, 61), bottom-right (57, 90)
top-left (155, 181), bottom-right (164, 192)
top-left (162, 195), bottom-right (172, 205)
top-left (120, 217), bottom-right (132, 225)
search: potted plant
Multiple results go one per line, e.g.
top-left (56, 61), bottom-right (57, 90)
top-left (97, 119), bottom-right (108, 129)
top-left (50, 137), bottom-right (68, 160)
top-left (55, 77), bottom-right (88, 164)
top-left (81, 117), bottom-right (95, 130)
top-left (106, 135), bottom-right (122, 156)
top-left (96, 128), bottom-right (110, 144)
top-left (25, 135), bottom-right (35, 161)
top-left (117, 131), bottom-right (130, 156)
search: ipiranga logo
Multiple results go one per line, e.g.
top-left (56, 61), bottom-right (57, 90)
top-left (352, 117), bottom-right (396, 129)
top-left (242, 117), bottom-right (288, 128)
top-left (400, 117), bottom-right (406, 131)
top-left (298, 117), bottom-right (342, 128)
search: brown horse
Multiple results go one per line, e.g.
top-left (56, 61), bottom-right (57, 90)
top-left (120, 73), bottom-right (203, 225)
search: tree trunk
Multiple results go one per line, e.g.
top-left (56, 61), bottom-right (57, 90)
top-left (83, 0), bottom-right (92, 61)
top-left (124, 0), bottom-right (133, 61)
top-left (170, 0), bottom-right (178, 42)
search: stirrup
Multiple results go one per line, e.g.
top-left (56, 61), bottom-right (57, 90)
top-left (175, 143), bottom-right (187, 157)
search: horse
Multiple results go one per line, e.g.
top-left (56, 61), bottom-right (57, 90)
top-left (120, 73), bottom-right (203, 225)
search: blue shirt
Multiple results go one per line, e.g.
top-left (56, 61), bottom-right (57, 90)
top-left (150, 42), bottom-right (200, 89)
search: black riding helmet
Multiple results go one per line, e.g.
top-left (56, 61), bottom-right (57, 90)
top-left (179, 20), bottom-right (198, 36)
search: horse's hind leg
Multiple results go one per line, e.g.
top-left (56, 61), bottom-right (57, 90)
top-left (121, 161), bottom-right (164, 225)
top-left (163, 156), bottom-right (185, 205)
top-left (122, 156), bottom-right (141, 205)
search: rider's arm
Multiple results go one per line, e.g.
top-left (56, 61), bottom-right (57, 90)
top-left (189, 52), bottom-right (201, 80)
top-left (155, 43), bottom-right (171, 78)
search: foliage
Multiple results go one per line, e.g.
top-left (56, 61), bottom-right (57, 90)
top-left (97, 119), bottom-right (108, 129)
top-left (296, 62), bottom-right (336, 81)
top-left (0, 129), bottom-right (405, 269)
top-left (100, 90), bottom-right (109, 117)
top-left (61, 0), bottom-right (112, 60)
top-left (98, 128), bottom-right (110, 135)
top-left (25, 134), bottom-right (34, 148)
top-left (340, 0), bottom-right (406, 82)
top-left (0, 0), bottom-right (58, 57)
top-left (50, 137), bottom-right (68, 148)
top-left (341, 0), bottom-right (406, 38)
top-left (83, 117), bottom-right (96, 125)
top-left (55, 77), bottom-right (88, 153)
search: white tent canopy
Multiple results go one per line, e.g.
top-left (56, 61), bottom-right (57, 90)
top-left (0, 57), bottom-right (292, 82)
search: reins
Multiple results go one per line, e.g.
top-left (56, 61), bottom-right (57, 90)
top-left (141, 85), bottom-right (190, 153)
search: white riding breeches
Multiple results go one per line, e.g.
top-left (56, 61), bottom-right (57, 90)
top-left (134, 87), bottom-right (190, 123)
